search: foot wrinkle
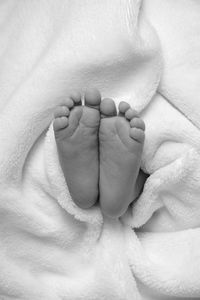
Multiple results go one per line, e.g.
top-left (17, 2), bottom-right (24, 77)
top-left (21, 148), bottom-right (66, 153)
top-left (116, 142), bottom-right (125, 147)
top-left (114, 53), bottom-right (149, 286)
top-left (113, 133), bottom-right (142, 155)
top-left (85, 104), bottom-right (100, 111)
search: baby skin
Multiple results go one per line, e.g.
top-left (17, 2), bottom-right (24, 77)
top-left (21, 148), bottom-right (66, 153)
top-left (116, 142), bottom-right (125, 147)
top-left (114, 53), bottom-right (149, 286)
top-left (53, 88), bottom-right (145, 218)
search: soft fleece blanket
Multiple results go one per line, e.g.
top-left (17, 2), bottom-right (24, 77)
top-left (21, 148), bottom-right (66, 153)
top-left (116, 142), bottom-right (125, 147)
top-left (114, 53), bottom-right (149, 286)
top-left (0, 0), bottom-right (200, 299)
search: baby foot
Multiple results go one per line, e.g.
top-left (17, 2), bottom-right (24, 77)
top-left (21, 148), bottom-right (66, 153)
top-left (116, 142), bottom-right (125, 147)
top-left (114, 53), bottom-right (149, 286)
top-left (99, 98), bottom-right (145, 218)
top-left (53, 88), bottom-right (101, 209)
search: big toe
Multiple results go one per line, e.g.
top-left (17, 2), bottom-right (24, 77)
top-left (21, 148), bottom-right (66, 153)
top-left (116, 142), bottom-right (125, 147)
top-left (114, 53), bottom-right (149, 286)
top-left (100, 98), bottom-right (117, 117)
top-left (84, 88), bottom-right (101, 109)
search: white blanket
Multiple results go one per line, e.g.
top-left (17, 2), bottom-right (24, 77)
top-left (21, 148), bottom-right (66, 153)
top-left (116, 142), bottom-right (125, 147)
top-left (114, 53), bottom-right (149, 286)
top-left (0, 0), bottom-right (199, 299)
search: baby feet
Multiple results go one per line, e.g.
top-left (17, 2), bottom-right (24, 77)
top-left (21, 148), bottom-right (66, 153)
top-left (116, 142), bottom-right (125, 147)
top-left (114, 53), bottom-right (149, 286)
top-left (53, 89), bottom-right (145, 218)
top-left (53, 88), bottom-right (101, 209)
top-left (99, 99), bottom-right (145, 218)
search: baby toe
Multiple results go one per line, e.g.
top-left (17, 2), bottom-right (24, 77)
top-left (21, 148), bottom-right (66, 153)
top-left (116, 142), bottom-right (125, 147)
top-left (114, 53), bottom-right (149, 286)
top-left (125, 108), bottom-right (138, 120)
top-left (130, 117), bottom-right (145, 131)
top-left (54, 106), bottom-right (70, 118)
top-left (60, 97), bottom-right (75, 109)
top-left (129, 128), bottom-right (145, 144)
top-left (70, 91), bottom-right (82, 106)
top-left (53, 116), bottom-right (69, 132)
top-left (118, 101), bottom-right (130, 115)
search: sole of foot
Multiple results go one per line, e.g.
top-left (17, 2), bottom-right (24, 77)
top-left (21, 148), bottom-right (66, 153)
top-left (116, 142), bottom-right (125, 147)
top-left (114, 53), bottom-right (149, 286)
top-left (99, 98), bottom-right (145, 218)
top-left (53, 88), bottom-right (101, 209)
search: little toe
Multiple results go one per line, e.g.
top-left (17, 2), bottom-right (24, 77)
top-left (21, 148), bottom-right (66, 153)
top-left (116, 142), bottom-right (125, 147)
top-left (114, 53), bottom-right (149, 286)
top-left (100, 98), bottom-right (117, 118)
top-left (54, 106), bottom-right (70, 118)
top-left (118, 101), bottom-right (130, 115)
top-left (70, 91), bottom-right (82, 106)
top-left (53, 116), bottom-right (69, 132)
top-left (60, 97), bottom-right (75, 109)
top-left (125, 108), bottom-right (138, 120)
top-left (84, 88), bottom-right (101, 109)
top-left (129, 128), bottom-right (145, 144)
top-left (130, 118), bottom-right (145, 131)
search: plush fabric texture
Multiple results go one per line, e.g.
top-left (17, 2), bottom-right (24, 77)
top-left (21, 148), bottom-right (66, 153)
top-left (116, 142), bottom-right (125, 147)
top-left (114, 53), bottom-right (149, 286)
top-left (0, 0), bottom-right (199, 299)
